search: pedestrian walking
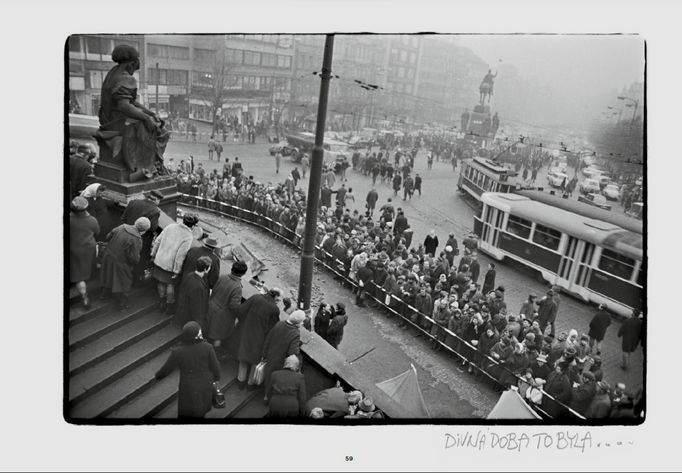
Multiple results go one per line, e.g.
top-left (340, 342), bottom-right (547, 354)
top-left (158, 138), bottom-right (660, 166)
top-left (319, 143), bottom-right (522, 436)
top-left (427, 152), bottom-right (433, 170)
top-left (275, 151), bottom-right (282, 174)
top-left (403, 174), bottom-right (414, 200)
top-left (618, 309), bottom-right (643, 370)
top-left (154, 321), bottom-right (221, 418)
top-left (174, 256), bottom-right (212, 329)
top-left (237, 288), bottom-right (282, 389)
top-left (70, 196), bottom-right (100, 309)
top-left (536, 289), bottom-right (559, 337)
top-left (423, 229), bottom-right (439, 257)
top-left (481, 262), bottom-right (496, 296)
top-left (100, 217), bottom-right (150, 311)
top-left (301, 153), bottom-right (310, 179)
top-left (262, 310), bottom-right (305, 401)
top-left (180, 236), bottom-right (221, 291)
top-left (206, 261), bottom-right (248, 350)
top-left (150, 213), bottom-right (198, 314)
top-left (215, 141), bottom-right (223, 160)
top-left (344, 187), bottom-right (355, 209)
top-left (366, 188), bottom-right (379, 217)
top-left (122, 191), bottom-right (162, 285)
top-left (208, 136), bottom-right (216, 160)
top-left (392, 173), bottom-right (402, 196)
top-left (588, 304), bottom-right (612, 355)
top-left (414, 173), bottom-right (422, 196)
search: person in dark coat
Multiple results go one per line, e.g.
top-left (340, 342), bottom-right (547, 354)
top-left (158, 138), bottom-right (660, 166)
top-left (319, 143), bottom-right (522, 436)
top-left (320, 184), bottom-right (333, 208)
top-left (536, 289), bottom-right (559, 336)
top-left (469, 252), bottom-right (481, 284)
top-left (366, 188), bottom-right (379, 217)
top-left (237, 288), bottom-right (282, 388)
top-left (423, 229), bottom-right (439, 257)
top-left (267, 354), bottom-right (307, 418)
top-left (100, 217), bottom-right (150, 310)
top-left (70, 196), bottom-right (100, 309)
top-left (326, 303), bottom-right (348, 349)
top-left (69, 148), bottom-right (94, 198)
top-left (155, 321), bottom-right (221, 418)
top-left (542, 362), bottom-right (572, 418)
top-left (393, 211), bottom-right (408, 237)
top-left (618, 309), bottom-right (643, 370)
top-left (262, 310), bottom-right (304, 399)
top-left (314, 303), bottom-right (333, 340)
top-left (81, 183), bottom-right (116, 239)
top-left (121, 190), bottom-right (162, 285)
top-left (569, 371), bottom-right (597, 415)
top-left (481, 263), bottom-right (496, 296)
top-left (174, 256), bottom-right (212, 329)
top-left (206, 261), bottom-right (248, 349)
top-left (414, 173), bottom-right (422, 196)
top-left (180, 236), bottom-right (221, 291)
top-left (588, 304), bottom-right (612, 354)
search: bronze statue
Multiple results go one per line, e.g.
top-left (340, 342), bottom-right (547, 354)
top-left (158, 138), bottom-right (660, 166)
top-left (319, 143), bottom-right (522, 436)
top-left (95, 45), bottom-right (169, 182)
top-left (479, 69), bottom-right (497, 105)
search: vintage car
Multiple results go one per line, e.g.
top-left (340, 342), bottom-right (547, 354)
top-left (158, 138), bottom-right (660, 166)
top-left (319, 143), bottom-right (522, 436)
top-left (579, 178), bottom-right (601, 195)
top-left (578, 192), bottom-right (612, 211)
top-left (547, 170), bottom-right (569, 188)
top-left (602, 183), bottom-right (621, 201)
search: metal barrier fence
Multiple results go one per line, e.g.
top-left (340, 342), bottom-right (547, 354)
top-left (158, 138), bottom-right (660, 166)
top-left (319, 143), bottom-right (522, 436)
top-left (179, 193), bottom-right (586, 420)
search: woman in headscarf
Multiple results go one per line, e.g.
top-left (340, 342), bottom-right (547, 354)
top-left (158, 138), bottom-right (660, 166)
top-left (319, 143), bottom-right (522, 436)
top-left (100, 217), bottom-right (150, 310)
top-left (261, 310), bottom-right (305, 401)
top-left (497, 342), bottom-right (530, 389)
top-left (81, 183), bottom-right (115, 238)
top-left (266, 354), bottom-right (307, 418)
top-left (155, 321), bottom-right (221, 418)
top-left (70, 196), bottom-right (99, 309)
top-left (96, 45), bottom-right (168, 182)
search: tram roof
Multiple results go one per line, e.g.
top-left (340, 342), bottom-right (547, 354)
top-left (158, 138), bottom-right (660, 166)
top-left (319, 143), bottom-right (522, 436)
top-left (515, 189), bottom-right (643, 235)
top-left (482, 192), bottom-right (643, 260)
top-left (467, 157), bottom-right (518, 176)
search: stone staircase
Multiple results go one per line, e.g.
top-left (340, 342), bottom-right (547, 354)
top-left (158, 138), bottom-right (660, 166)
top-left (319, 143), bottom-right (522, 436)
top-left (67, 283), bottom-right (269, 421)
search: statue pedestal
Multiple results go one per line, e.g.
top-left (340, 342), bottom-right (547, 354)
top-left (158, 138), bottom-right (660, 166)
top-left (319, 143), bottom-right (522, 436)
top-left (86, 164), bottom-right (180, 219)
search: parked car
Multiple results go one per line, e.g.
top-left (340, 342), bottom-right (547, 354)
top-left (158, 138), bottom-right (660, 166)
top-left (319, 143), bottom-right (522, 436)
top-left (579, 178), bottom-right (601, 195)
top-left (578, 193), bottom-right (612, 211)
top-left (547, 170), bottom-right (569, 188)
top-left (582, 166), bottom-right (603, 179)
top-left (602, 183), bottom-right (621, 201)
top-left (269, 141), bottom-right (295, 157)
top-left (625, 202), bottom-right (643, 220)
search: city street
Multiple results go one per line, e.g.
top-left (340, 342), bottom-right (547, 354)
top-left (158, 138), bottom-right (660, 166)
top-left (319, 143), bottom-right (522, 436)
top-left (166, 136), bottom-right (644, 411)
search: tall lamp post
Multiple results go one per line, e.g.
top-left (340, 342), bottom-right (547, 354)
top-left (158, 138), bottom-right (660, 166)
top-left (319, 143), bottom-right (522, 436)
top-left (297, 34), bottom-right (335, 312)
top-left (617, 96), bottom-right (640, 130)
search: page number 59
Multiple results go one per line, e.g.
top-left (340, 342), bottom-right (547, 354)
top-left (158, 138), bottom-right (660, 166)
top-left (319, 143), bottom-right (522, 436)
top-left (345, 456), bottom-right (354, 462)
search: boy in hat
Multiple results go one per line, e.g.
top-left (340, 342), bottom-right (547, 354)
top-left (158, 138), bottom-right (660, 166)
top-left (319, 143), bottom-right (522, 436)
top-left (180, 235), bottom-right (222, 290)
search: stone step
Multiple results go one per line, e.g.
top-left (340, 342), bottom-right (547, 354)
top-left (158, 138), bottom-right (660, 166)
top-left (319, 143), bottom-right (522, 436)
top-left (69, 311), bottom-right (171, 377)
top-left (69, 286), bottom-right (151, 327)
top-left (155, 361), bottom-right (262, 419)
top-left (109, 357), bottom-right (238, 419)
top-left (68, 295), bottom-right (158, 351)
top-left (231, 393), bottom-right (270, 419)
top-left (69, 324), bottom-right (181, 408)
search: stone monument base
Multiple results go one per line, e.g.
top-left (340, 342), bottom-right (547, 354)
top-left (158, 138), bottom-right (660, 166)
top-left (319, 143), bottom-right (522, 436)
top-left (86, 162), bottom-right (180, 220)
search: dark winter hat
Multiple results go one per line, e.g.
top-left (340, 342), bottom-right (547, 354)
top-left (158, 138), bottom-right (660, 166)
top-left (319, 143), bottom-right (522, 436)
top-left (111, 44), bottom-right (140, 64)
top-left (231, 261), bottom-right (248, 276)
top-left (181, 321), bottom-right (201, 344)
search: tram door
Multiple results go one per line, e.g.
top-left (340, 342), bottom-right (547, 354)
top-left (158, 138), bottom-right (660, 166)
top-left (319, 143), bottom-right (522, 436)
top-left (572, 240), bottom-right (596, 291)
top-left (480, 205), bottom-right (505, 248)
top-left (557, 236), bottom-right (580, 288)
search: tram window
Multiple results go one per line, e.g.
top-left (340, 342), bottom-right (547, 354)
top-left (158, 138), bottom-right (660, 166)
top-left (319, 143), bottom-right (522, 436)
top-left (532, 224), bottom-right (561, 250)
top-left (506, 214), bottom-right (532, 239)
top-left (598, 249), bottom-right (635, 280)
top-left (637, 266), bottom-right (643, 286)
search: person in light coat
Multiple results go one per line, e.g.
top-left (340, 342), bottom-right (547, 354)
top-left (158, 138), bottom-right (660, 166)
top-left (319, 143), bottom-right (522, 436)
top-left (151, 213), bottom-right (198, 314)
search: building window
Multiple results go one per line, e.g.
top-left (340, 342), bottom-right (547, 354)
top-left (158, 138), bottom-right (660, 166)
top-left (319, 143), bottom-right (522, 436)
top-left (192, 71), bottom-right (213, 87)
top-left (243, 51), bottom-right (261, 65)
top-left (225, 48), bottom-right (243, 64)
top-left (68, 36), bottom-right (83, 53)
top-left (114, 38), bottom-right (139, 51)
top-left (400, 50), bottom-right (407, 62)
top-left (86, 37), bottom-right (112, 56)
top-left (405, 84), bottom-right (412, 94)
top-left (194, 48), bottom-right (215, 62)
top-left (243, 75), bottom-right (259, 89)
top-left (149, 68), bottom-right (188, 86)
top-left (398, 67), bottom-right (405, 78)
top-left (148, 44), bottom-right (189, 60)
top-left (598, 249), bottom-right (635, 280)
top-left (410, 51), bottom-right (417, 64)
top-left (69, 60), bottom-right (84, 76)
top-left (506, 214), bottom-right (532, 239)
top-left (532, 224), bottom-right (562, 251)
top-left (407, 68), bottom-right (414, 79)
top-left (261, 53), bottom-right (277, 67)
top-left (277, 55), bottom-right (291, 69)
top-left (88, 70), bottom-right (106, 89)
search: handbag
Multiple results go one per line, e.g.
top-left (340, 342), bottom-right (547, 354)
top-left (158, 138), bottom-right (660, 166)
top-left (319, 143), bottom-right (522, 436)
top-left (212, 382), bottom-right (225, 409)
top-left (249, 360), bottom-right (267, 386)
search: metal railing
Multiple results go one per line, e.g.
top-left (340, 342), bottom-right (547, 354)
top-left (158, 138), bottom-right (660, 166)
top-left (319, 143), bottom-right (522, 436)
top-left (178, 193), bottom-right (586, 420)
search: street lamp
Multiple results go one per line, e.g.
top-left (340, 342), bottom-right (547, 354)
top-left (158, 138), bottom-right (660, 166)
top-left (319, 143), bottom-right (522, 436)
top-left (617, 96), bottom-right (640, 130)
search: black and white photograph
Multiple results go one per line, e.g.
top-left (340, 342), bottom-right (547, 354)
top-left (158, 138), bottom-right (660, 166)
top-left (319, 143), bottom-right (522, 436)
top-left (4, 0), bottom-right (681, 470)
top-left (65, 31), bottom-right (645, 424)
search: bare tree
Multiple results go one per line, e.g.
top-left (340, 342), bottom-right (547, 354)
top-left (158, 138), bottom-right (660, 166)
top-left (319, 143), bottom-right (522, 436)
top-left (192, 46), bottom-right (236, 133)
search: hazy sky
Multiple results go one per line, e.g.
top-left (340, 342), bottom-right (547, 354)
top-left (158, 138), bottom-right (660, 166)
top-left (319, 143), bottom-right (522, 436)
top-left (457, 34), bottom-right (645, 95)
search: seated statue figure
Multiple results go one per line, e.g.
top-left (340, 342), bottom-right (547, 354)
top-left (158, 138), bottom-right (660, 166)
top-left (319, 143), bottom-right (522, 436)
top-left (95, 45), bottom-right (170, 182)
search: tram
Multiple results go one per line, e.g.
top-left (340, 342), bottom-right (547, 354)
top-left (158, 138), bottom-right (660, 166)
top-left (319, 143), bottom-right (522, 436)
top-left (473, 190), bottom-right (643, 317)
top-left (457, 157), bottom-right (522, 204)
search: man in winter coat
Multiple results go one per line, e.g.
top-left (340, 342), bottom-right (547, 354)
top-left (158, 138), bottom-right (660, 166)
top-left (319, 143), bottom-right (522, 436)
top-left (482, 263), bottom-right (496, 295)
top-left (393, 211), bottom-right (408, 237)
top-left (206, 261), bottom-right (248, 350)
top-left (423, 229), bottom-right (439, 257)
top-left (469, 252), bottom-right (481, 284)
top-left (151, 214), bottom-right (199, 314)
top-left (402, 174), bottom-right (414, 200)
top-left (618, 309), bottom-right (643, 370)
top-left (366, 188), bottom-right (379, 217)
top-left (261, 310), bottom-right (304, 400)
top-left (320, 183), bottom-right (333, 208)
top-left (100, 217), bottom-right (150, 311)
top-left (237, 288), bottom-right (282, 388)
top-left (174, 256), bottom-right (212, 328)
top-left (536, 289), bottom-right (559, 336)
top-left (122, 190), bottom-right (162, 285)
top-left (180, 236), bottom-right (221, 291)
top-left (413, 173), bottom-right (422, 196)
top-left (326, 303), bottom-right (348, 349)
top-left (588, 304), bottom-right (612, 354)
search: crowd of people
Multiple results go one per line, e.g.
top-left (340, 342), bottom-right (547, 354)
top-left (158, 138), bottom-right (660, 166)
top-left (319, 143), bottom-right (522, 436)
top-left (69, 126), bottom-right (643, 420)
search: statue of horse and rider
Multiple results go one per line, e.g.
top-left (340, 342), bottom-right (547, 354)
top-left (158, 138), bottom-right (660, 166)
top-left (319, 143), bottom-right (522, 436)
top-left (479, 69), bottom-right (497, 105)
